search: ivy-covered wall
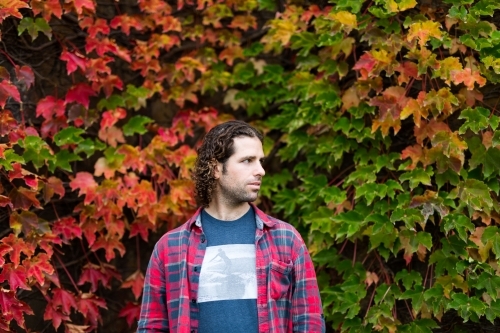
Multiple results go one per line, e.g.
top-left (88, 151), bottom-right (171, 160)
top-left (0, 0), bottom-right (499, 332)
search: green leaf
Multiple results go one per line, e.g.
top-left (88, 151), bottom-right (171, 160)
top-left (0, 149), bottom-right (25, 171)
top-left (475, 272), bottom-right (500, 301)
top-left (97, 95), bottom-right (125, 111)
top-left (18, 17), bottom-right (52, 40)
top-left (481, 226), bottom-right (500, 259)
top-left (400, 285), bottom-right (425, 313)
top-left (400, 168), bottom-right (433, 189)
top-left (451, 179), bottom-right (493, 214)
top-left (122, 116), bottom-right (153, 136)
top-left (49, 150), bottom-right (81, 172)
top-left (395, 269), bottom-right (422, 290)
top-left (442, 214), bottom-right (475, 242)
top-left (53, 127), bottom-right (85, 146)
top-left (400, 319), bottom-right (438, 333)
top-left (458, 107), bottom-right (489, 134)
top-left (74, 138), bottom-right (106, 157)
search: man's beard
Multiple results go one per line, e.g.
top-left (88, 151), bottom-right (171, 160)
top-left (217, 180), bottom-right (259, 206)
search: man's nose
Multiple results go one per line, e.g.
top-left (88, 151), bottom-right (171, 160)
top-left (255, 162), bottom-right (265, 177)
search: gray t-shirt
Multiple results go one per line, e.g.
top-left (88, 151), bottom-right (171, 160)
top-left (197, 207), bottom-right (258, 333)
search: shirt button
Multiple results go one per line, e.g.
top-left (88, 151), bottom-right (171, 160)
top-left (191, 299), bottom-right (196, 304)
top-left (194, 266), bottom-right (198, 272)
top-left (201, 236), bottom-right (206, 243)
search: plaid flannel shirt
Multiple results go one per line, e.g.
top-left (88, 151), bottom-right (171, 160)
top-left (138, 204), bottom-right (325, 333)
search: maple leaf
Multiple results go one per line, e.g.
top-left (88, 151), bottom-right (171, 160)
top-left (0, 0), bottom-right (30, 24)
top-left (65, 323), bottom-right (91, 333)
top-left (85, 18), bottom-right (110, 38)
top-left (8, 187), bottom-right (41, 210)
top-left (401, 144), bottom-right (423, 170)
top-left (0, 110), bottom-right (18, 136)
top-left (223, 89), bottom-right (247, 110)
top-left (10, 210), bottom-right (50, 236)
top-left (118, 302), bottom-right (141, 327)
top-left (400, 94), bottom-right (429, 128)
top-left (97, 126), bottom-right (125, 148)
top-left (52, 288), bottom-right (78, 314)
top-left (121, 270), bottom-right (145, 300)
top-left (22, 253), bottom-right (54, 286)
top-left (0, 80), bottom-right (21, 108)
top-left (52, 217), bottom-right (82, 244)
top-left (353, 52), bottom-right (377, 80)
top-left (229, 14), bottom-right (257, 30)
top-left (69, 172), bottom-right (97, 196)
top-left (371, 112), bottom-right (401, 137)
top-left (41, 115), bottom-right (67, 139)
top-left (0, 263), bottom-right (30, 290)
top-left (43, 303), bottom-right (70, 330)
top-left (395, 61), bottom-right (419, 85)
top-left (77, 293), bottom-right (107, 326)
top-left (458, 88), bottom-right (483, 107)
top-left (0, 243), bottom-right (12, 266)
top-left (129, 217), bottom-right (155, 242)
top-left (451, 68), bottom-right (487, 90)
top-left (110, 15), bottom-right (144, 35)
top-left (80, 218), bottom-right (101, 246)
top-left (407, 21), bottom-right (443, 46)
top-left (434, 57), bottom-right (462, 85)
top-left (91, 74), bottom-right (123, 98)
top-left (0, 233), bottom-right (35, 267)
top-left (31, 0), bottom-right (62, 21)
top-left (14, 65), bottom-right (34, 89)
top-left (90, 234), bottom-right (126, 262)
top-left (0, 288), bottom-right (33, 329)
top-left (329, 11), bottom-right (357, 33)
top-left (66, 0), bottom-right (95, 15)
top-left (43, 176), bottom-right (65, 203)
top-left (78, 263), bottom-right (106, 292)
top-left (60, 50), bottom-right (86, 75)
top-left (36, 96), bottom-right (66, 119)
top-left (65, 83), bottom-right (97, 108)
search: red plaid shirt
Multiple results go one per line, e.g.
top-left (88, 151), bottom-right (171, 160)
top-left (138, 204), bottom-right (325, 333)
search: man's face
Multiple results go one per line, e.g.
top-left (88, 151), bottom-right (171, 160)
top-left (213, 136), bottom-right (265, 205)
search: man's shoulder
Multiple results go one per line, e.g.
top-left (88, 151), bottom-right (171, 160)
top-left (265, 214), bottom-right (304, 239)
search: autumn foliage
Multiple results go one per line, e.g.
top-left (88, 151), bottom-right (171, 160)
top-left (1, 0), bottom-right (500, 332)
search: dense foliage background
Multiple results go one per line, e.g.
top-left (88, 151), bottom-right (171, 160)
top-left (0, 0), bottom-right (500, 332)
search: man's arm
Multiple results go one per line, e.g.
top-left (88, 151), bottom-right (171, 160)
top-left (137, 245), bottom-right (169, 333)
top-left (291, 244), bottom-right (325, 333)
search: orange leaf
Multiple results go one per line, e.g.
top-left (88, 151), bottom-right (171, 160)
top-left (451, 68), bottom-right (487, 90)
top-left (121, 270), bottom-right (145, 300)
top-left (0, 0), bottom-right (29, 23)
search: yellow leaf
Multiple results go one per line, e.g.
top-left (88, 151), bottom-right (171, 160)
top-left (329, 11), bottom-right (357, 29)
top-left (398, 0), bottom-right (417, 11)
top-left (407, 21), bottom-right (443, 46)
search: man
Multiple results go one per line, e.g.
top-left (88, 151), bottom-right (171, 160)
top-left (138, 120), bottom-right (325, 333)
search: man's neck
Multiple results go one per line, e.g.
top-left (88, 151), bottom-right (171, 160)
top-left (204, 200), bottom-right (251, 221)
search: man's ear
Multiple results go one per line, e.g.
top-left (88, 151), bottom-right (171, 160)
top-left (212, 159), bottom-right (221, 180)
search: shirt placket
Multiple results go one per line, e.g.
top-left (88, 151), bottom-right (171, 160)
top-left (255, 227), bottom-right (270, 333)
top-left (188, 226), bottom-right (207, 333)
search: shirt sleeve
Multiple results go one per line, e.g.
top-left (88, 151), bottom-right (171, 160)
top-left (137, 244), bottom-right (169, 333)
top-left (292, 244), bottom-right (325, 333)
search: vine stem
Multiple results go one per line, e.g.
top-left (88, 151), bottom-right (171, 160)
top-left (136, 236), bottom-right (141, 270)
top-left (54, 252), bottom-right (79, 292)
top-left (364, 285), bottom-right (377, 318)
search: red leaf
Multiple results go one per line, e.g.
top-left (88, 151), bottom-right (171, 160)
top-left (80, 219), bottom-right (101, 247)
top-left (31, 0), bottom-right (62, 20)
top-left (14, 66), bottom-right (34, 89)
top-left (100, 108), bottom-right (127, 129)
top-left (0, 0), bottom-right (29, 23)
top-left (121, 270), bottom-right (144, 300)
top-left (44, 303), bottom-right (70, 330)
top-left (22, 253), bottom-right (54, 286)
top-left (91, 74), bottom-right (123, 98)
top-left (0, 81), bottom-right (21, 108)
top-left (97, 126), bottom-right (125, 148)
top-left (109, 15), bottom-right (144, 35)
top-left (69, 172), bottom-right (97, 196)
top-left (36, 96), bottom-right (66, 119)
top-left (129, 217), bottom-right (155, 242)
top-left (52, 217), bottom-right (82, 244)
top-left (90, 235), bottom-right (126, 262)
top-left (85, 36), bottom-right (118, 57)
top-left (0, 243), bottom-right (12, 266)
top-left (118, 302), bottom-right (141, 327)
top-left (0, 263), bottom-right (30, 290)
top-left (43, 176), bottom-right (65, 203)
top-left (353, 52), bottom-right (377, 80)
top-left (41, 115), bottom-right (67, 138)
top-left (0, 289), bottom-right (33, 329)
top-left (65, 83), bottom-right (96, 109)
top-left (8, 187), bottom-right (41, 210)
top-left (86, 18), bottom-right (110, 38)
top-left (0, 234), bottom-right (35, 267)
top-left (0, 195), bottom-right (11, 209)
top-left (77, 293), bottom-right (107, 326)
top-left (52, 288), bottom-right (78, 314)
top-left (67, 0), bottom-right (96, 15)
top-left (0, 110), bottom-right (18, 136)
top-left (60, 50), bottom-right (86, 75)
top-left (77, 263), bottom-right (105, 292)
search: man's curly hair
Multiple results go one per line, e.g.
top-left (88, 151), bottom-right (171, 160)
top-left (192, 120), bottom-right (263, 207)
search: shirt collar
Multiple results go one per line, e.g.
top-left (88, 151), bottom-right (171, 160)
top-left (189, 203), bottom-right (276, 230)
